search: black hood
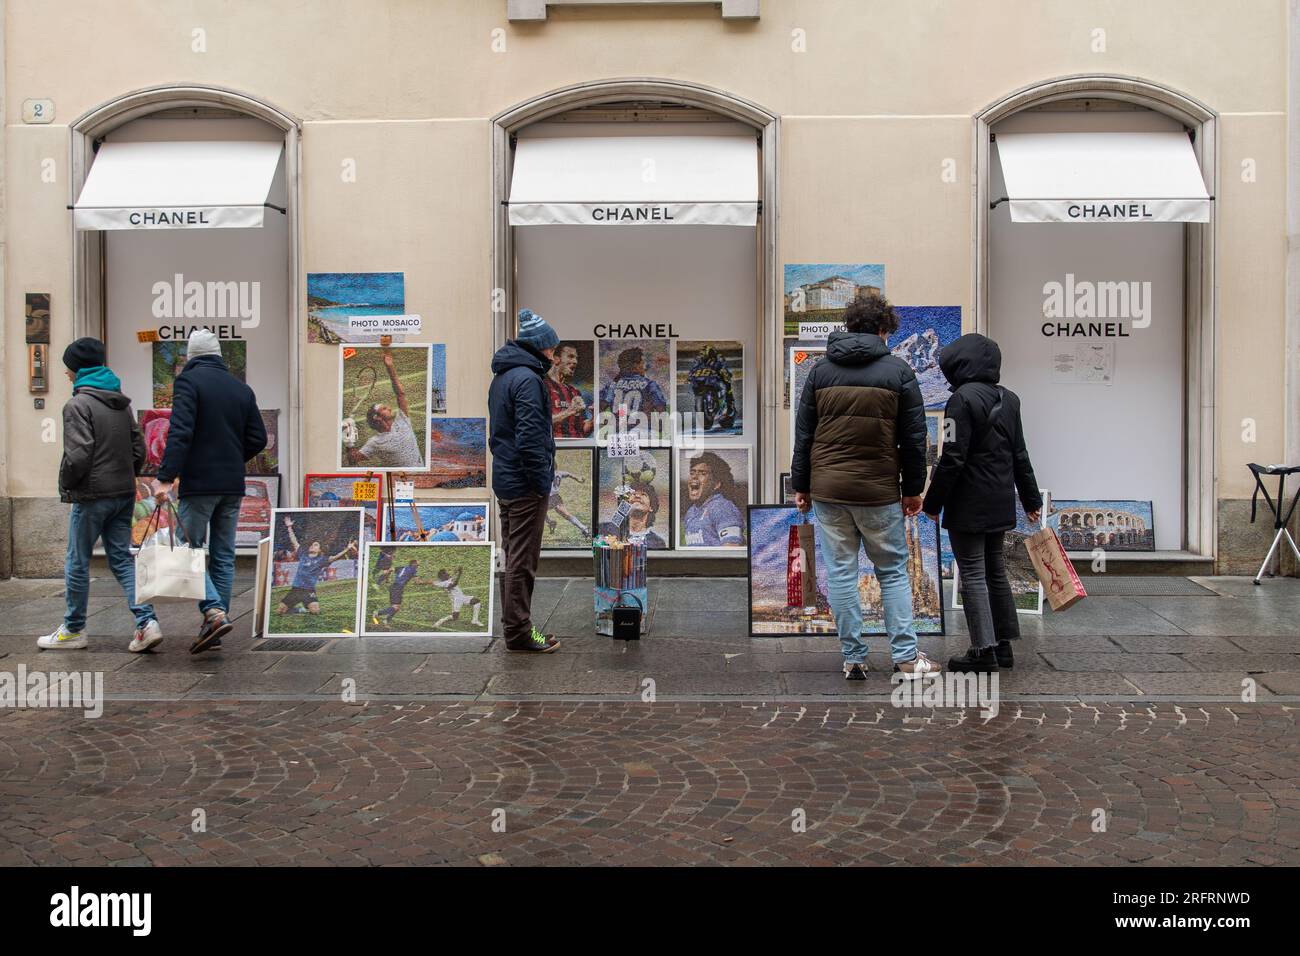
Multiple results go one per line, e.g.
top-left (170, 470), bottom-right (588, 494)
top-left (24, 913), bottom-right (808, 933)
top-left (939, 333), bottom-right (1001, 387)
top-left (826, 331), bottom-right (891, 367)
top-left (491, 339), bottom-right (550, 376)
top-left (78, 387), bottom-right (132, 411)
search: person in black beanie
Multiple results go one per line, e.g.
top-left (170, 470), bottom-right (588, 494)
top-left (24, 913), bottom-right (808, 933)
top-left (40, 337), bottom-right (162, 653)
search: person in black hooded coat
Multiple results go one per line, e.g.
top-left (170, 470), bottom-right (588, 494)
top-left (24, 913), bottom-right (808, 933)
top-left (922, 333), bottom-right (1042, 673)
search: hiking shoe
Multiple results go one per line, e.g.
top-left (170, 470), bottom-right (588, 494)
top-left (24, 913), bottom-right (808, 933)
top-left (893, 651), bottom-right (941, 680)
top-left (191, 610), bottom-right (232, 654)
top-left (948, 646), bottom-right (999, 673)
top-left (37, 625), bottom-right (87, 650)
top-left (995, 640), bottom-right (1014, 669)
top-left (842, 661), bottom-right (868, 681)
top-left (129, 619), bottom-right (163, 653)
top-left (506, 627), bottom-right (560, 653)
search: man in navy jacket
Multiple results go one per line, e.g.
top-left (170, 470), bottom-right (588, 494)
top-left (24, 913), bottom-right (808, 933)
top-left (154, 328), bottom-right (267, 653)
top-left (488, 309), bottom-right (560, 653)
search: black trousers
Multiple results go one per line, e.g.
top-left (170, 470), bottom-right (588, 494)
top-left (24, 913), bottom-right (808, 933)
top-left (948, 529), bottom-right (1021, 649)
top-left (497, 493), bottom-right (547, 646)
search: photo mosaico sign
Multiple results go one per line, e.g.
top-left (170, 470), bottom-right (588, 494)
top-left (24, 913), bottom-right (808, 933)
top-left (746, 504), bottom-right (944, 637)
top-left (544, 447), bottom-right (596, 551)
top-left (303, 473), bottom-right (384, 544)
top-left (338, 344), bottom-right (433, 473)
top-left (953, 491), bottom-right (1048, 616)
top-left (262, 508), bottom-right (364, 638)
top-left (307, 272), bottom-right (404, 345)
top-left (382, 502), bottom-right (489, 542)
top-left (360, 541), bottom-right (495, 638)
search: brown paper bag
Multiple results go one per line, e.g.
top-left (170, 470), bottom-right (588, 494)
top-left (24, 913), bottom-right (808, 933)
top-left (1023, 527), bottom-right (1087, 611)
top-left (796, 522), bottom-right (818, 607)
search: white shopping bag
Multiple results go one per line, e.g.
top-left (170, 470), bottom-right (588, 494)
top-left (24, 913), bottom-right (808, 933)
top-left (134, 502), bottom-right (207, 603)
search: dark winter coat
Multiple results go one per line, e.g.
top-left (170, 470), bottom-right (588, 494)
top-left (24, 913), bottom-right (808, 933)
top-left (157, 354), bottom-right (267, 497)
top-left (922, 334), bottom-right (1042, 532)
top-left (488, 340), bottom-right (556, 499)
top-left (59, 371), bottom-right (145, 504)
top-left (790, 331), bottom-right (927, 506)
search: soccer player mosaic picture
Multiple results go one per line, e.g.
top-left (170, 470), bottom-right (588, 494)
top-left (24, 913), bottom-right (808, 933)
top-left (264, 508), bottom-right (365, 637)
top-left (361, 541), bottom-right (495, 636)
top-left (339, 343), bottom-right (432, 471)
top-left (678, 447), bottom-right (750, 550)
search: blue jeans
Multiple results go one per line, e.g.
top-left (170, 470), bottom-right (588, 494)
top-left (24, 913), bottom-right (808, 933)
top-left (178, 494), bottom-right (242, 616)
top-left (811, 500), bottom-right (919, 665)
top-left (64, 495), bottom-right (156, 632)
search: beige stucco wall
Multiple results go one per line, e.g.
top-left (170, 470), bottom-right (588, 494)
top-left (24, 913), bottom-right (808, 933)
top-left (1, 0), bottom-right (1290, 563)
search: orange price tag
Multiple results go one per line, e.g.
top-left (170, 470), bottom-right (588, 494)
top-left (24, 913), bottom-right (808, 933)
top-left (136, 329), bottom-right (160, 343)
top-left (342, 347), bottom-right (357, 360)
top-left (351, 480), bottom-right (378, 501)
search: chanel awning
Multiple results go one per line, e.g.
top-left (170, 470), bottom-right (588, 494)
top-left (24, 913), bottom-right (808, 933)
top-left (72, 139), bottom-right (285, 230)
top-left (507, 132), bottom-right (759, 227)
top-left (993, 131), bottom-right (1211, 224)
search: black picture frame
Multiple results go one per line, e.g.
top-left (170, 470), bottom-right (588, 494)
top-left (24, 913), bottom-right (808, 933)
top-left (745, 503), bottom-right (944, 638)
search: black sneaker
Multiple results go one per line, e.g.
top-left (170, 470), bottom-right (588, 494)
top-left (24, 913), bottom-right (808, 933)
top-left (842, 661), bottom-right (868, 681)
top-left (505, 627), bottom-right (560, 653)
top-left (191, 612), bottom-right (232, 654)
top-left (995, 640), bottom-right (1014, 669)
top-left (947, 646), bottom-right (999, 673)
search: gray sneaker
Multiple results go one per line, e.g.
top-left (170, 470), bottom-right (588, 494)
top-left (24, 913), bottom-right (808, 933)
top-left (129, 619), bottom-right (163, 653)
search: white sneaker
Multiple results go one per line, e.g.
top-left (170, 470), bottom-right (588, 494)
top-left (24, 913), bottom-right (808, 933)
top-left (893, 651), bottom-right (941, 681)
top-left (129, 619), bottom-right (163, 653)
top-left (37, 625), bottom-right (88, 650)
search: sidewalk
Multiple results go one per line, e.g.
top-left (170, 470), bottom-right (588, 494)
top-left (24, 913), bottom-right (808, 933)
top-left (0, 575), bottom-right (1295, 701)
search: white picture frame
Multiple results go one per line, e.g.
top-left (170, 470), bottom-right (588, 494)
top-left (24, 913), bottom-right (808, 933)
top-left (337, 343), bottom-right (433, 472)
top-left (360, 540), bottom-right (496, 638)
top-left (787, 345), bottom-right (827, 452)
top-left (262, 507), bottom-right (365, 638)
top-left (675, 444), bottom-right (753, 552)
top-left (952, 490), bottom-right (1049, 616)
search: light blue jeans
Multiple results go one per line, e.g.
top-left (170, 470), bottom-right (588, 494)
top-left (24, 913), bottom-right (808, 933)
top-left (64, 495), bottom-right (156, 632)
top-left (178, 494), bottom-right (242, 616)
top-left (811, 500), bottom-right (919, 665)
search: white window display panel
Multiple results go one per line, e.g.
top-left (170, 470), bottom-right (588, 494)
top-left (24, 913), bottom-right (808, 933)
top-left (990, 111), bottom-right (1185, 550)
top-left (103, 117), bottom-right (292, 502)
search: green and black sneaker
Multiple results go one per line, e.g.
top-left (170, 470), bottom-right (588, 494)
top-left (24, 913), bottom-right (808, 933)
top-left (506, 626), bottom-right (560, 653)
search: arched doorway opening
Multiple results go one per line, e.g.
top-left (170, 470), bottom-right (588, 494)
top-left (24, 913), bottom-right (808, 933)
top-left (975, 75), bottom-right (1216, 561)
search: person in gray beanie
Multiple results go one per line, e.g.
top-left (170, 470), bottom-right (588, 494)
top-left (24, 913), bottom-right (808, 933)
top-left (153, 328), bottom-right (267, 653)
top-left (487, 308), bottom-right (561, 653)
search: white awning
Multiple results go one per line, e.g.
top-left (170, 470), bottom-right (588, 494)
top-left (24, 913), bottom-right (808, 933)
top-left (995, 131), bottom-right (1211, 224)
top-left (73, 140), bottom-right (284, 230)
top-left (508, 133), bottom-right (758, 227)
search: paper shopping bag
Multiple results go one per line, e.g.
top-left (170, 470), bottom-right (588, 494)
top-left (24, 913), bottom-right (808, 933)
top-left (134, 503), bottom-right (207, 603)
top-left (1023, 527), bottom-right (1087, 611)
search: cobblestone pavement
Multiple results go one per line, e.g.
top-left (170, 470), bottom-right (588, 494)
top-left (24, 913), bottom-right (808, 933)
top-left (1, 701), bottom-right (1296, 866)
top-left (0, 575), bottom-right (1297, 702)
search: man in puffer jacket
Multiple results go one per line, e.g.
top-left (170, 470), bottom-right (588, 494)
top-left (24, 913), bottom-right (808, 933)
top-left (41, 337), bottom-right (162, 653)
top-left (790, 293), bottom-right (940, 682)
top-left (488, 308), bottom-right (561, 654)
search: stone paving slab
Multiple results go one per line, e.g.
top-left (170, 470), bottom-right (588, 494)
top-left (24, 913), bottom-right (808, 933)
top-left (1122, 672), bottom-right (1273, 697)
top-left (485, 672), bottom-right (639, 696)
top-left (1258, 672), bottom-right (1300, 695)
top-left (1110, 634), bottom-right (1247, 653)
top-left (1184, 653), bottom-right (1300, 673)
top-left (1042, 652), bottom-right (1197, 672)
top-left (1, 701), bottom-right (1294, 866)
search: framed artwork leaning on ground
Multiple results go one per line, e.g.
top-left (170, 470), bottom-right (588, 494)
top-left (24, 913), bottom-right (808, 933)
top-left (360, 541), bottom-right (495, 637)
top-left (263, 508), bottom-right (364, 638)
